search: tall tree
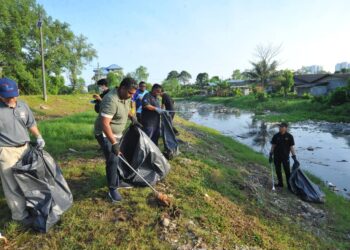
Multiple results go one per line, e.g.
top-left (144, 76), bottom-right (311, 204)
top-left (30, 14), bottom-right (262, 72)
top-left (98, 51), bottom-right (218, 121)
top-left (277, 70), bottom-right (294, 97)
top-left (166, 70), bottom-right (179, 80)
top-left (178, 70), bottom-right (192, 84)
top-left (231, 69), bottom-right (242, 80)
top-left (67, 35), bottom-right (97, 91)
top-left (132, 65), bottom-right (149, 82)
top-left (247, 44), bottom-right (281, 87)
top-left (196, 73), bottom-right (209, 87)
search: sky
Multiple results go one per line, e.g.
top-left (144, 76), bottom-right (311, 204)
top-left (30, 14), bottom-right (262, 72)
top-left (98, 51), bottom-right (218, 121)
top-left (37, 0), bottom-right (350, 84)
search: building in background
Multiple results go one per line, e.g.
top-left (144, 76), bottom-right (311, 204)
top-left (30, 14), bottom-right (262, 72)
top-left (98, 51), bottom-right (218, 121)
top-left (335, 62), bottom-right (350, 72)
top-left (294, 73), bottom-right (350, 96)
top-left (297, 65), bottom-right (324, 74)
top-left (92, 64), bottom-right (123, 81)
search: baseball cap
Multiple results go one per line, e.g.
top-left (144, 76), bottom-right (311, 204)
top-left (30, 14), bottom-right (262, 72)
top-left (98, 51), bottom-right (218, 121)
top-left (0, 78), bottom-right (19, 98)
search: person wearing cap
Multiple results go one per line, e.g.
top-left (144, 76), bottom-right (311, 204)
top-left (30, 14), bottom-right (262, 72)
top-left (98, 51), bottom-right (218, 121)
top-left (141, 84), bottom-right (165, 145)
top-left (94, 77), bottom-right (139, 203)
top-left (92, 78), bottom-right (110, 113)
top-left (132, 81), bottom-right (149, 123)
top-left (269, 122), bottom-right (299, 190)
top-left (0, 77), bottom-right (45, 222)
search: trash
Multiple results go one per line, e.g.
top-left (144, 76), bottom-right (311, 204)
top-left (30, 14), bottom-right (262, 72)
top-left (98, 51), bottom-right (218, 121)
top-left (13, 146), bottom-right (73, 233)
top-left (306, 147), bottom-right (314, 151)
top-left (118, 125), bottom-right (171, 187)
top-left (327, 182), bottom-right (336, 188)
top-left (161, 112), bottom-right (179, 160)
top-left (39, 104), bottom-right (50, 110)
top-left (161, 217), bottom-right (170, 227)
top-left (289, 163), bottom-right (325, 203)
top-left (0, 233), bottom-right (8, 245)
top-left (68, 148), bottom-right (79, 153)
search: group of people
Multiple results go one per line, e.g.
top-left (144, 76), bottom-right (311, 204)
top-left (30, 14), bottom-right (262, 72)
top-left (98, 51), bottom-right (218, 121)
top-left (92, 77), bottom-right (177, 202)
top-left (0, 75), bottom-right (299, 226)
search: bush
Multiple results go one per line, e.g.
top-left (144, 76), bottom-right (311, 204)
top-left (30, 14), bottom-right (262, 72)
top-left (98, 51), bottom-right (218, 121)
top-left (232, 88), bottom-right (243, 97)
top-left (255, 92), bottom-right (268, 102)
top-left (302, 93), bottom-right (312, 99)
top-left (328, 87), bottom-right (349, 105)
top-left (312, 95), bottom-right (327, 103)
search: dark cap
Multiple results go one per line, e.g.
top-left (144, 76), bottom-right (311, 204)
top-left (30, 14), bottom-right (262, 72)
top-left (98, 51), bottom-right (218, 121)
top-left (279, 122), bottom-right (288, 127)
top-left (0, 78), bottom-right (19, 98)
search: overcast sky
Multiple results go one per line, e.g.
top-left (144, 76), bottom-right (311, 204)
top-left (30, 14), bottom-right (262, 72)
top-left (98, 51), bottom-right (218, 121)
top-left (37, 0), bottom-right (350, 84)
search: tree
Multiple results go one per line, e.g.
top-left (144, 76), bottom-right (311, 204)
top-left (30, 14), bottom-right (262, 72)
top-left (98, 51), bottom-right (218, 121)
top-left (247, 44), bottom-right (281, 87)
top-left (132, 65), bottom-right (149, 82)
top-left (278, 70), bottom-right (294, 97)
top-left (209, 76), bottom-right (220, 83)
top-left (107, 72), bottom-right (119, 87)
top-left (67, 35), bottom-right (97, 91)
top-left (231, 69), bottom-right (242, 80)
top-left (196, 73), bottom-right (209, 87)
top-left (162, 78), bottom-right (181, 95)
top-left (178, 70), bottom-right (192, 84)
top-left (166, 70), bottom-right (179, 80)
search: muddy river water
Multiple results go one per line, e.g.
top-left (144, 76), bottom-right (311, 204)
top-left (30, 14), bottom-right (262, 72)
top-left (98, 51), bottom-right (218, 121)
top-left (177, 101), bottom-right (350, 198)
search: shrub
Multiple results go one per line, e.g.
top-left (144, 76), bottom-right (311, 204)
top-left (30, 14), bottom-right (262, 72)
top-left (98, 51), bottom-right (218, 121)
top-left (302, 93), bottom-right (312, 99)
top-left (312, 95), bottom-right (327, 103)
top-left (232, 88), bottom-right (243, 97)
top-left (328, 87), bottom-right (349, 105)
top-left (256, 92), bottom-right (268, 102)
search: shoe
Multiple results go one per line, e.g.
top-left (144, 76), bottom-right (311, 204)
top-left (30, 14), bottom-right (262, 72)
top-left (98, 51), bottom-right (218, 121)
top-left (117, 182), bottom-right (133, 189)
top-left (108, 188), bottom-right (122, 203)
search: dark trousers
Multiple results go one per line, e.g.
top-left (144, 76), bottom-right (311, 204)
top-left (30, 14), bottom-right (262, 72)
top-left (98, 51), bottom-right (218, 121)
top-left (168, 111), bottom-right (179, 134)
top-left (274, 157), bottom-right (291, 188)
top-left (143, 126), bottom-right (160, 146)
top-left (136, 113), bottom-right (142, 123)
top-left (95, 134), bottom-right (120, 189)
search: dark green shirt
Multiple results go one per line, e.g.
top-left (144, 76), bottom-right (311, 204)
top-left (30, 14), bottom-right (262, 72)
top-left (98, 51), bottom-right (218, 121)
top-left (0, 100), bottom-right (36, 147)
top-left (94, 88), bottom-right (130, 137)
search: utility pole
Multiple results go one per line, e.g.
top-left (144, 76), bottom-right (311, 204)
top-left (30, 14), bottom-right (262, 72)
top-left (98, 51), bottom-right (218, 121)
top-left (37, 15), bottom-right (47, 101)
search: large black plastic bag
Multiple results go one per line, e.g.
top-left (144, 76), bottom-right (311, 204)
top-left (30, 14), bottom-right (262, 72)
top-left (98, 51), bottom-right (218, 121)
top-left (118, 125), bottom-right (171, 186)
top-left (161, 112), bottom-right (179, 159)
top-left (12, 146), bottom-right (73, 232)
top-left (289, 164), bottom-right (325, 203)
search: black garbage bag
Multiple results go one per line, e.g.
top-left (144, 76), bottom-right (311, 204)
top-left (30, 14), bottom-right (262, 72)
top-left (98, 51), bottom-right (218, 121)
top-left (118, 125), bottom-right (171, 186)
top-left (12, 146), bottom-right (73, 232)
top-left (289, 163), bottom-right (325, 203)
top-left (161, 112), bottom-right (179, 159)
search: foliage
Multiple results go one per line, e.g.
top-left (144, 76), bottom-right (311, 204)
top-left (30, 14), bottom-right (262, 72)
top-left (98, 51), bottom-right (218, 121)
top-left (166, 70), bottom-right (180, 80)
top-left (232, 88), bottom-right (243, 97)
top-left (178, 70), bottom-right (192, 84)
top-left (247, 44), bottom-right (281, 87)
top-left (106, 72), bottom-right (120, 87)
top-left (130, 65), bottom-right (149, 83)
top-left (302, 93), bottom-right (312, 99)
top-left (0, 0), bottom-right (97, 95)
top-left (196, 72), bottom-right (209, 87)
top-left (276, 70), bottom-right (294, 97)
top-left (255, 92), bottom-right (268, 102)
top-left (162, 78), bottom-right (181, 95)
top-left (328, 87), bottom-right (349, 105)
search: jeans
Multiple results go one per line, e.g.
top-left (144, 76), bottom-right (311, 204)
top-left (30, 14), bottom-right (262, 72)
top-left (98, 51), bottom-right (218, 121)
top-left (274, 157), bottom-right (291, 188)
top-left (143, 126), bottom-right (160, 145)
top-left (95, 134), bottom-right (120, 189)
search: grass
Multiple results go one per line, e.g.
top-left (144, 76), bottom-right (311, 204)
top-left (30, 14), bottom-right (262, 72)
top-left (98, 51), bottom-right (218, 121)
top-left (0, 95), bottom-right (349, 249)
top-left (185, 95), bottom-right (350, 122)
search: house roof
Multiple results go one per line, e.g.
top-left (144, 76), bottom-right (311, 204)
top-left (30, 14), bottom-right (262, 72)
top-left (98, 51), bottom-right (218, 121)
top-left (106, 64), bottom-right (122, 70)
top-left (294, 73), bottom-right (350, 88)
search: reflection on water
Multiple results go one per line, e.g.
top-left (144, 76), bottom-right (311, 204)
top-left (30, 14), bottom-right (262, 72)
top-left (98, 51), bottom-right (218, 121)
top-left (177, 101), bottom-right (350, 198)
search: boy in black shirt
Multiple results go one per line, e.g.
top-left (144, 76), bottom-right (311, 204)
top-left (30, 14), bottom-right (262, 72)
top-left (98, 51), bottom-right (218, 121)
top-left (92, 78), bottom-right (110, 113)
top-left (269, 122), bottom-right (299, 190)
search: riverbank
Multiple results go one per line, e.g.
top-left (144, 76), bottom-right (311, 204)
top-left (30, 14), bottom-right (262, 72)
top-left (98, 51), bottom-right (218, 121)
top-left (183, 95), bottom-right (350, 123)
top-left (0, 96), bottom-right (349, 249)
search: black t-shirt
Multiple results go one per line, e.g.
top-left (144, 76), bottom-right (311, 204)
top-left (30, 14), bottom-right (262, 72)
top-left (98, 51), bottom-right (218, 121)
top-left (141, 93), bottom-right (161, 127)
top-left (271, 132), bottom-right (295, 159)
top-left (94, 89), bottom-right (110, 113)
top-left (162, 93), bottom-right (174, 111)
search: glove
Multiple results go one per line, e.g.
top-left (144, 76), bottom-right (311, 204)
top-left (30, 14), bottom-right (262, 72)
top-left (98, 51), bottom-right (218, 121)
top-left (292, 155), bottom-right (300, 167)
top-left (36, 135), bottom-right (45, 150)
top-left (155, 108), bottom-right (165, 114)
top-left (130, 116), bottom-right (143, 128)
top-left (111, 143), bottom-right (120, 156)
top-left (269, 152), bottom-right (273, 163)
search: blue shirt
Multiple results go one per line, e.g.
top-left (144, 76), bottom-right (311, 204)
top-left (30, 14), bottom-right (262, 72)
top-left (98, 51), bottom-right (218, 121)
top-left (132, 89), bottom-right (149, 114)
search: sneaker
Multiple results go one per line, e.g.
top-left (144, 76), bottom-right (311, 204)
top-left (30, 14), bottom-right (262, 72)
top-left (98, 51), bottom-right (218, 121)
top-left (108, 188), bottom-right (122, 203)
top-left (117, 182), bottom-right (133, 189)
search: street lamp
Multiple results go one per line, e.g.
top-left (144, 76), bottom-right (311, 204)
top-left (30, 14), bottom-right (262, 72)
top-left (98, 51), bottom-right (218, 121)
top-left (37, 15), bottom-right (47, 101)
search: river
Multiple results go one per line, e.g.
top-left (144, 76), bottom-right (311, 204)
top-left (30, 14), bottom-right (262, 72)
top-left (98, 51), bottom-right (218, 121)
top-left (176, 101), bottom-right (350, 198)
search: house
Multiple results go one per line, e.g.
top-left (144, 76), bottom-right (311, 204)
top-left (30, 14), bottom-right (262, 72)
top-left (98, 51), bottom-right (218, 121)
top-left (294, 73), bottom-right (350, 96)
top-left (227, 79), bottom-right (253, 96)
top-left (92, 64), bottom-right (123, 80)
